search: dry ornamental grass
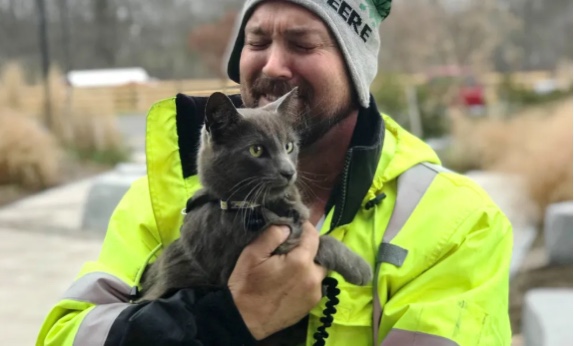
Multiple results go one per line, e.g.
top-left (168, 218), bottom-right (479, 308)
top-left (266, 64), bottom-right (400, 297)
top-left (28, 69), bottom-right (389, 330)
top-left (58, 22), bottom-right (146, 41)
top-left (0, 62), bottom-right (125, 192)
top-left (449, 97), bottom-right (573, 218)
top-left (0, 108), bottom-right (62, 189)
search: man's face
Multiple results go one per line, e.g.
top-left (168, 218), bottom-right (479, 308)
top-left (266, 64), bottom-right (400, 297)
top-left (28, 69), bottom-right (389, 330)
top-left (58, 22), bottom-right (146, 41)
top-left (239, 1), bottom-right (357, 148)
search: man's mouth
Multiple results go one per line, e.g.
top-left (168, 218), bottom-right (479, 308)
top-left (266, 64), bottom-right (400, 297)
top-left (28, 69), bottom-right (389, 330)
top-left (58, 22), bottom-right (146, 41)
top-left (259, 94), bottom-right (279, 106)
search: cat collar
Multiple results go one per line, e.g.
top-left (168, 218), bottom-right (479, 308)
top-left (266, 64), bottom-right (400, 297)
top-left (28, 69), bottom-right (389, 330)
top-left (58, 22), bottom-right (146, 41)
top-left (220, 200), bottom-right (261, 210)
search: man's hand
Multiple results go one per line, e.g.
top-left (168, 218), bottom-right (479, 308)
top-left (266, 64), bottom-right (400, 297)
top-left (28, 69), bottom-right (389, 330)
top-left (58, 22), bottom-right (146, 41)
top-left (228, 222), bottom-right (326, 340)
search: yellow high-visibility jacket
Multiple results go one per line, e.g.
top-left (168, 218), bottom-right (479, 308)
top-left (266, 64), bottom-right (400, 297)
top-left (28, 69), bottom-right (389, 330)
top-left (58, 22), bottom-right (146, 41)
top-left (37, 94), bottom-right (513, 346)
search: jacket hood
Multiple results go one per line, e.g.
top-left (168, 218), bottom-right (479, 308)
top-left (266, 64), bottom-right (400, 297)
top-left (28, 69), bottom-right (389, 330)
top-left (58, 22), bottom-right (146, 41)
top-left (376, 114), bottom-right (441, 186)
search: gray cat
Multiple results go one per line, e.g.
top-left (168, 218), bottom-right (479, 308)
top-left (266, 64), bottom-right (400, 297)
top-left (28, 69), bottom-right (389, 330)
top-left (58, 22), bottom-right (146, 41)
top-left (139, 89), bottom-right (372, 340)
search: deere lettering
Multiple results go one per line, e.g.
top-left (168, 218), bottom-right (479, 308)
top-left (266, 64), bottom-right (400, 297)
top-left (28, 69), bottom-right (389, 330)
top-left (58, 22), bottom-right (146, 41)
top-left (326, 0), bottom-right (373, 43)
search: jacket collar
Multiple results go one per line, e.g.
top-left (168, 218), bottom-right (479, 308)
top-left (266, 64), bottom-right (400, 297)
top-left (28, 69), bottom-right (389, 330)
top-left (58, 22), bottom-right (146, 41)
top-left (326, 95), bottom-right (384, 229)
top-left (174, 93), bottom-right (243, 178)
top-left (174, 93), bottom-right (384, 230)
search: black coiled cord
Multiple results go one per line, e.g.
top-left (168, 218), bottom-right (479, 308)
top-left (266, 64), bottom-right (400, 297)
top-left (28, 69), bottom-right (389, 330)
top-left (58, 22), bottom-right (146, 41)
top-left (312, 277), bottom-right (340, 346)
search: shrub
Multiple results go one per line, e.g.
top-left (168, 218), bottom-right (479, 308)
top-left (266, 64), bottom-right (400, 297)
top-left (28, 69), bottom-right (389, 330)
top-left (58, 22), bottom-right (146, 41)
top-left (371, 73), bottom-right (453, 139)
top-left (0, 62), bottom-right (127, 156)
top-left (498, 74), bottom-right (573, 110)
top-left (415, 82), bottom-right (452, 138)
top-left (371, 72), bottom-right (409, 127)
top-left (0, 108), bottom-right (62, 189)
top-left (0, 62), bottom-right (27, 111)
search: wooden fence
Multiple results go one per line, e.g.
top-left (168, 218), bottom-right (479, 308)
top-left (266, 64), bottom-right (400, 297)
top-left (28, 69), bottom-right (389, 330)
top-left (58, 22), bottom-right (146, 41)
top-left (4, 71), bottom-right (570, 117)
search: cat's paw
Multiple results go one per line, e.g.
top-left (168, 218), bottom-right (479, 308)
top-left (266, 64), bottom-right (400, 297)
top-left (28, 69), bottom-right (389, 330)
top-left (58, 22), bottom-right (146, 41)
top-left (342, 257), bottom-right (373, 286)
top-left (315, 235), bottom-right (373, 286)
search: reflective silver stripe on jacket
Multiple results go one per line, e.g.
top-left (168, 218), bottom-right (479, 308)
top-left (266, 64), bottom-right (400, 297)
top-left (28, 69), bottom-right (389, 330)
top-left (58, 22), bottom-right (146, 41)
top-left (381, 329), bottom-right (459, 346)
top-left (74, 303), bottom-right (129, 346)
top-left (377, 162), bottom-right (447, 266)
top-left (382, 162), bottom-right (443, 243)
top-left (373, 162), bottom-right (448, 345)
top-left (62, 272), bottom-right (131, 304)
top-left (62, 272), bottom-right (132, 346)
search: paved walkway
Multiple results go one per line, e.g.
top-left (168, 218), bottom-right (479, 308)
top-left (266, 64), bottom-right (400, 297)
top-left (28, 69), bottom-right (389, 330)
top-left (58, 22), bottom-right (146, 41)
top-left (0, 227), bottom-right (101, 345)
top-left (0, 178), bottom-right (96, 236)
top-left (0, 165), bottom-right (142, 344)
top-left (0, 173), bottom-right (105, 345)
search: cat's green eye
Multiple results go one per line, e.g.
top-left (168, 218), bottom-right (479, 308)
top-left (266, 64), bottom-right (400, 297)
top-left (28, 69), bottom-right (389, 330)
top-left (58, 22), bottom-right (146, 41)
top-left (285, 142), bottom-right (294, 153)
top-left (249, 145), bottom-right (264, 157)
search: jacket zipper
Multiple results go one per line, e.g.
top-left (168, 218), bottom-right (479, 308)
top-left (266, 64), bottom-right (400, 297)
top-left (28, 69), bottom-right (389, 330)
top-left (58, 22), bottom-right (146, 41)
top-left (331, 148), bottom-right (353, 230)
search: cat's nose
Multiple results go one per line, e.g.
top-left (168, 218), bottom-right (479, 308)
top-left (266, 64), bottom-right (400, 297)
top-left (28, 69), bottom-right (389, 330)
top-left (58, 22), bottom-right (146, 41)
top-left (280, 168), bottom-right (296, 182)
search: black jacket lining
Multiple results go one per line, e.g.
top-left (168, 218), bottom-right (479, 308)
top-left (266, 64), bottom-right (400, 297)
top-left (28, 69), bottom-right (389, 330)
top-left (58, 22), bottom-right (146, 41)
top-left (175, 93), bottom-right (243, 178)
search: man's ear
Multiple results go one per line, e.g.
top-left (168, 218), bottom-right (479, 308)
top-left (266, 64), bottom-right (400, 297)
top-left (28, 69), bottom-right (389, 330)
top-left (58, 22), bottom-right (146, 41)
top-left (204, 92), bottom-right (241, 138)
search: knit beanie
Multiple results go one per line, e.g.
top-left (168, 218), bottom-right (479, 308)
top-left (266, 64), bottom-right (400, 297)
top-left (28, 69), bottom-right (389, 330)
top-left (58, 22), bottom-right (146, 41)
top-left (225, 0), bottom-right (392, 108)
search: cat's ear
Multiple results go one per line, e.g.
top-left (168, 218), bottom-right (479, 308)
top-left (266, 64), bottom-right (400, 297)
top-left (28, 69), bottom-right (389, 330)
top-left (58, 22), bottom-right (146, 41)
top-left (274, 87), bottom-right (299, 117)
top-left (204, 92), bottom-right (241, 138)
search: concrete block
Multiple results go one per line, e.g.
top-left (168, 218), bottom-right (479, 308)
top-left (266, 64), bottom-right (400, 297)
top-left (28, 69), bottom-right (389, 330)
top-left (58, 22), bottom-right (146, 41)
top-left (81, 163), bottom-right (146, 235)
top-left (509, 225), bottom-right (538, 277)
top-left (522, 288), bottom-right (573, 346)
top-left (426, 136), bottom-right (452, 163)
top-left (544, 201), bottom-right (573, 265)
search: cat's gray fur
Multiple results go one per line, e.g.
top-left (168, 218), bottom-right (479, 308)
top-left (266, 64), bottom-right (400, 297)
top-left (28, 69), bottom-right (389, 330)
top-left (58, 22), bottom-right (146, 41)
top-left (139, 88), bottom-right (372, 342)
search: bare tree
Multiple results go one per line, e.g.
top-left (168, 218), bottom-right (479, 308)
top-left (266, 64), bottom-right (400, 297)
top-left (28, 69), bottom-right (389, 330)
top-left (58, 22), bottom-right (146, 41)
top-left (379, 0), bottom-right (521, 74)
top-left (91, 0), bottom-right (119, 67)
top-left (379, 0), bottom-right (447, 73)
top-left (0, 0), bottom-right (570, 79)
top-left (188, 11), bottom-right (238, 78)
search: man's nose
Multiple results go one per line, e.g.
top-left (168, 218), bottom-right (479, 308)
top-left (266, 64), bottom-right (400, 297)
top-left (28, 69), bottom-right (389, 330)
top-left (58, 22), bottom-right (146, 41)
top-left (262, 45), bottom-right (293, 80)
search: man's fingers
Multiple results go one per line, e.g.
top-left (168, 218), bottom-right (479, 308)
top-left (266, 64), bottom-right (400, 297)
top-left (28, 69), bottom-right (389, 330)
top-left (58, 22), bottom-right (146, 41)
top-left (299, 221), bottom-right (321, 254)
top-left (245, 225), bottom-right (291, 258)
top-left (315, 263), bottom-right (328, 279)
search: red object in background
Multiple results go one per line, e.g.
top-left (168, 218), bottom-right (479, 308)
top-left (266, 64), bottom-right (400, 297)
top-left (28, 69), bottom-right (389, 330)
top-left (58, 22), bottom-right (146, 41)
top-left (460, 83), bottom-right (485, 107)
top-left (427, 66), bottom-right (486, 107)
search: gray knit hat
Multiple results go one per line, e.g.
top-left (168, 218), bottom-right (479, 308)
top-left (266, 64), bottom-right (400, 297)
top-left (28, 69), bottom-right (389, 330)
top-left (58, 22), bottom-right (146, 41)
top-left (225, 0), bottom-right (392, 108)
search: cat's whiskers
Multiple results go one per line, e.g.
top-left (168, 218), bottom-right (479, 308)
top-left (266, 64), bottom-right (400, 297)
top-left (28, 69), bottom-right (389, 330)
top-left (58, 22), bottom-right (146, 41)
top-left (243, 177), bottom-right (277, 233)
top-left (243, 179), bottom-right (265, 204)
top-left (261, 184), bottom-right (271, 206)
top-left (296, 178), bottom-right (324, 204)
top-left (297, 170), bottom-right (330, 184)
top-left (226, 176), bottom-right (260, 200)
top-left (244, 183), bottom-right (263, 232)
top-left (237, 180), bottom-right (266, 231)
top-left (296, 169), bottom-right (332, 202)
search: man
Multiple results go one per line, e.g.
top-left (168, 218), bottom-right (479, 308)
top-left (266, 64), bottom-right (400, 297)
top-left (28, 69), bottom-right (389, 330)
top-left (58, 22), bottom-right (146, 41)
top-left (37, 0), bottom-right (513, 345)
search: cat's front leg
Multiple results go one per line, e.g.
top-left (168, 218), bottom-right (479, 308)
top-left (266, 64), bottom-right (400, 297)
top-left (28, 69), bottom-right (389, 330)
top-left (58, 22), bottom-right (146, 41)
top-left (259, 207), bottom-right (303, 255)
top-left (284, 188), bottom-right (310, 221)
top-left (315, 236), bottom-right (373, 286)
